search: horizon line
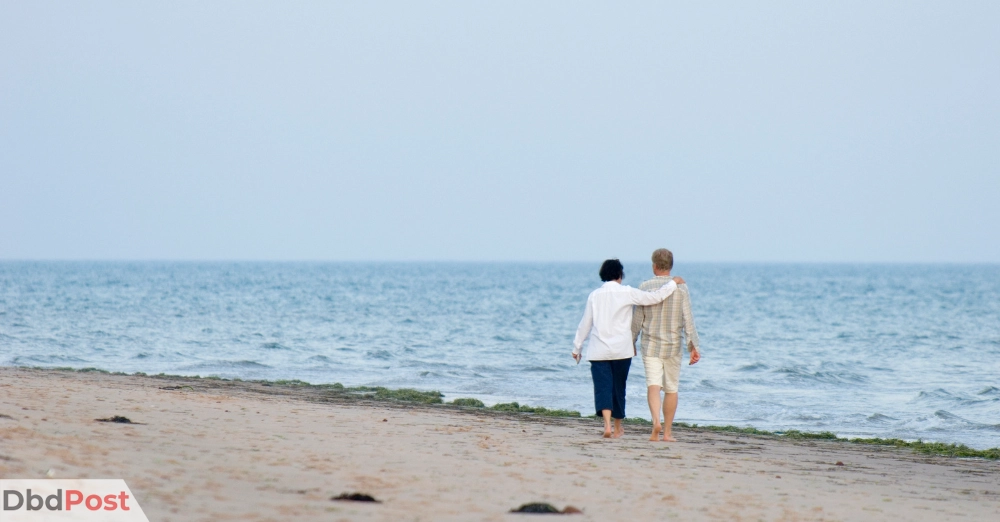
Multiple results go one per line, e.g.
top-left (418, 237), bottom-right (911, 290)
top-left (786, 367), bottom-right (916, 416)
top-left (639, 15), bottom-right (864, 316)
top-left (1, 258), bottom-right (998, 265)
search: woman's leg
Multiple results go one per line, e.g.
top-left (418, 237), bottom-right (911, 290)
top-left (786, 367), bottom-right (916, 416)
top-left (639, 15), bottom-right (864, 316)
top-left (590, 361), bottom-right (614, 438)
top-left (610, 358), bottom-right (632, 438)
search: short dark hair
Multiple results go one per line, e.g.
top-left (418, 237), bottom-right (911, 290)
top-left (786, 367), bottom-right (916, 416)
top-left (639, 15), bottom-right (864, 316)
top-left (599, 259), bottom-right (624, 282)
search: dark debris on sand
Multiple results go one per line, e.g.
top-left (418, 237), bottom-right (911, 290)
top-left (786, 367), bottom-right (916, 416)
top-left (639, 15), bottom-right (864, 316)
top-left (331, 492), bottom-right (380, 503)
top-left (96, 416), bottom-right (139, 424)
top-left (510, 503), bottom-right (582, 514)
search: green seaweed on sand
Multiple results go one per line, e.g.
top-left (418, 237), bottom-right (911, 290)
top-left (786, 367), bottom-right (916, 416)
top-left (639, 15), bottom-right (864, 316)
top-left (348, 386), bottom-right (444, 404)
top-left (671, 423), bottom-right (999, 459)
top-left (271, 379), bottom-right (312, 386)
top-left (372, 387), bottom-right (444, 404)
top-left (848, 438), bottom-right (1000, 459)
top-left (782, 430), bottom-right (840, 440)
top-left (451, 398), bottom-right (486, 408)
top-left (490, 402), bottom-right (580, 418)
top-left (672, 423), bottom-right (786, 437)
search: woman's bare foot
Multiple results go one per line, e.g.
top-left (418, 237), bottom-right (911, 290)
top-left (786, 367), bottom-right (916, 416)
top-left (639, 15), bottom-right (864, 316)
top-left (602, 427), bottom-right (612, 438)
top-left (612, 426), bottom-right (625, 438)
top-left (649, 424), bottom-right (662, 441)
top-left (662, 431), bottom-right (677, 442)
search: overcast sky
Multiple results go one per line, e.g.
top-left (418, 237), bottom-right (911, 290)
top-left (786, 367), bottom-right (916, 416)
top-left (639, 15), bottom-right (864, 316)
top-left (1, 2), bottom-right (997, 262)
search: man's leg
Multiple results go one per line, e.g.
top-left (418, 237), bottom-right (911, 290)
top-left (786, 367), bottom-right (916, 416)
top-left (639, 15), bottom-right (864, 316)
top-left (661, 392), bottom-right (678, 442)
top-left (590, 361), bottom-right (614, 438)
top-left (647, 385), bottom-right (663, 441)
top-left (642, 355), bottom-right (666, 441)
top-left (661, 354), bottom-right (682, 442)
top-left (610, 358), bottom-right (631, 438)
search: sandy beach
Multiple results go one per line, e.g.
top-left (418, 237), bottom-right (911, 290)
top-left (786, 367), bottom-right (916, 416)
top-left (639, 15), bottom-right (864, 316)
top-left (1, 368), bottom-right (997, 521)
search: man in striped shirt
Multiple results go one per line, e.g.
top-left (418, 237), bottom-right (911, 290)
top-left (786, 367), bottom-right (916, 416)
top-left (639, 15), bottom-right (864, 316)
top-left (573, 259), bottom-right (685, 439)
top-left (631, 248), bottom-right (701, 442)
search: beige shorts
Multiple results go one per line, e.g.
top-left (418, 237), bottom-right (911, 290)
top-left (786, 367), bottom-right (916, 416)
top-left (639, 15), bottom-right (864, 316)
top-left (642, 355), bottom-right (682, 393)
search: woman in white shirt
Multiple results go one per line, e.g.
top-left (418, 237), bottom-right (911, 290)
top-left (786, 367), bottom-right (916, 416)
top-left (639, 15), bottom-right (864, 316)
top-left (572, 259), bottom-right (684, 438)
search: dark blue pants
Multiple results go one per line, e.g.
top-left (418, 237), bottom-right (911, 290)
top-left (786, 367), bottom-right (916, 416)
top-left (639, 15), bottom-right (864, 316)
top-left (590, 358), bottom-right (631, 419)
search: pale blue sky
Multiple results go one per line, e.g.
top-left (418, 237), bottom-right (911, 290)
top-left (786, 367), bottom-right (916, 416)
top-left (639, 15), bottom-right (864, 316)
top-left (2, 2), bottom-right (997, 262)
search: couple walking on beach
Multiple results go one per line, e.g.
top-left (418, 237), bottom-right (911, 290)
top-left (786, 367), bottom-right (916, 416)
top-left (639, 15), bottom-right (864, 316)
top-left (572, 249), bottom-right (700, 441)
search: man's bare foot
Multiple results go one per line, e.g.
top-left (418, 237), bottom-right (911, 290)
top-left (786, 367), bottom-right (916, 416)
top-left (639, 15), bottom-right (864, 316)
top-left (649, 424), bottom-right (662, 441)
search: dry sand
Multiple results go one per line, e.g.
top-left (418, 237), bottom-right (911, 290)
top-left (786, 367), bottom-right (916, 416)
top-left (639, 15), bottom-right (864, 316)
top-left (1, 367), bottom-right (998, 521)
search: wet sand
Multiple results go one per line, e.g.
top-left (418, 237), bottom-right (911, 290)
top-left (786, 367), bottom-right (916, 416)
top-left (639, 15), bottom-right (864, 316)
top-left (1, 367), bottom-right (998, 521)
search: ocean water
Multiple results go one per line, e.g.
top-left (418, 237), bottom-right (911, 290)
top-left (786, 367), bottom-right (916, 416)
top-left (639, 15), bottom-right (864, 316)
top-left (1, 262), bottom-right (998, 449)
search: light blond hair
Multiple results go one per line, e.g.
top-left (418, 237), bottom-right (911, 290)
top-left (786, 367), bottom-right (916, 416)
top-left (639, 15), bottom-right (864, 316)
top-left (652, 248), bottom-right (673, 272)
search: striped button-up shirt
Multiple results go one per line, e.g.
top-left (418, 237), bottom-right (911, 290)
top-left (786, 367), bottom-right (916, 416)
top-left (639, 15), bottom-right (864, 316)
top-left (631, 276), bottom-right (700, 359)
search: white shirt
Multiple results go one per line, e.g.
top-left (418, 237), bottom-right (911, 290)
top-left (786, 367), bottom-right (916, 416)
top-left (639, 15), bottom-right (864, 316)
top-left (573, 280), bottom-right (678, 361)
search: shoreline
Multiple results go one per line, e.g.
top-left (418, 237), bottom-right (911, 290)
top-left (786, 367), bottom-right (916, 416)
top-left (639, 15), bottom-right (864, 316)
top-left (2, 367), bottom-right (999, 521)
top-left (14, 365), bottom-right (1000, 459)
